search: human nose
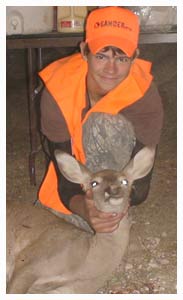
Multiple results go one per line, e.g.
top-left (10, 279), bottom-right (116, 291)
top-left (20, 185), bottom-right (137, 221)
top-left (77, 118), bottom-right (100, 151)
top-left (103, 59), bottom-right (117, 74)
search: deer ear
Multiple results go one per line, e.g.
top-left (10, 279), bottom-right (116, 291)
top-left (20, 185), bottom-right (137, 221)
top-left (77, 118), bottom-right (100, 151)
top-left (122, 147), bottom-right (156, 182)
top-left (54, 150), bottom-right (92, 185)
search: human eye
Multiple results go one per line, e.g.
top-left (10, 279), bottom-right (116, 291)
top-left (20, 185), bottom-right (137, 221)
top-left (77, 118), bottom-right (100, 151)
top-left (118, 56), bottom-right (131, 63)
top-left (95, 53), bottom-right (105, 60)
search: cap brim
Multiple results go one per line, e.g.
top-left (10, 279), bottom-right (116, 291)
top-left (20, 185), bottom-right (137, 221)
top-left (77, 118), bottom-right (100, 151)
top-left (87, 36), bottom-right (137, 57)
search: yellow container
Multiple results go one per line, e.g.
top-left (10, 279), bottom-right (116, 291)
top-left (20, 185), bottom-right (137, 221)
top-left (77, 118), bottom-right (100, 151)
top-left (57, 6), bottom-right (87, 33)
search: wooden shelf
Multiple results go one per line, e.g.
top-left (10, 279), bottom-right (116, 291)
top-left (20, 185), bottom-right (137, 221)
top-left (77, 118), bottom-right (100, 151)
top-left (7, 31), bottom-right (177, 49)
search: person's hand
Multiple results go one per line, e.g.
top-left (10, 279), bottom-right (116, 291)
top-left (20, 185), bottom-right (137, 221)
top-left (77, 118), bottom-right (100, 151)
top-left (83, 189), bottom-right (125, 233)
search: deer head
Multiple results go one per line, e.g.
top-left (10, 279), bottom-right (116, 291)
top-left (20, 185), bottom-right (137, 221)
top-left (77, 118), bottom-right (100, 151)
top-left (55, 147), bottom-right (155, 213)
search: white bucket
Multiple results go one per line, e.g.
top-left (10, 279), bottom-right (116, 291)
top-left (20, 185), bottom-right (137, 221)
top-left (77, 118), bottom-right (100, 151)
top-left (57, 6), bottom-right (87, 33)
top-left (6, 6), bottom-right (54, 35)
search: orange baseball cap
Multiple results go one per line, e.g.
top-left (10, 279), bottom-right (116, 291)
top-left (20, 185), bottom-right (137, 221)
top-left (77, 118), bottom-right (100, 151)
top-left (85, 6), bottom-right (140, 57)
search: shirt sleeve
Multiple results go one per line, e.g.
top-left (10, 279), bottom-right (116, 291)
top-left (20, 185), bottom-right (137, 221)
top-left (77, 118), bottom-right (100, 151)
top-left (40, 88), bottom-right (89, 209)
top-left (40, 87), bottom-right (70, 142)
top-left (121, 82), bottom-right (164, 146)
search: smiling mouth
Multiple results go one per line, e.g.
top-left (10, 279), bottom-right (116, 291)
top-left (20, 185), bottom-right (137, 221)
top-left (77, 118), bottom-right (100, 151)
top-left (101, 76), bottom-right (118, 81)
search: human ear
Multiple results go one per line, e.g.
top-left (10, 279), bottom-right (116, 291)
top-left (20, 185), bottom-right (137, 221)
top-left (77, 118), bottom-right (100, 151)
top-left (132, 48), bottom-right (140, 61)
top-left (135, 48), bottom-right (140, 58)
top-left (80, 42), bottom-right (88, 60)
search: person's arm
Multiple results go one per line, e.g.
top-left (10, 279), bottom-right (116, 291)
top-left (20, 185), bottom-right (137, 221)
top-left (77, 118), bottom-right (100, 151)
top-left (40, 88), bottom-right (90, 215)
top-left (121, 83), bottom-right (163, 205)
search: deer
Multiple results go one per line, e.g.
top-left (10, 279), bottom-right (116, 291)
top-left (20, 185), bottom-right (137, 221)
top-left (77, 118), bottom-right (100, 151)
top-left (6, 146), bottom-right (155, 294)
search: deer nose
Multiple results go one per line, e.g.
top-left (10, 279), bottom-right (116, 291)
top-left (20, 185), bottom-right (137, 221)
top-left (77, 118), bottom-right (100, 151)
top-left (105, 185), bottom-right (120, 196)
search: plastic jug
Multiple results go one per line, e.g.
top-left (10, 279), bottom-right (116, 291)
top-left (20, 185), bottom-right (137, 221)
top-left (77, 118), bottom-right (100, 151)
top-left (6, 7), bottom-right (53, 35)
top-left (57, 6), bottom-right (87, 33)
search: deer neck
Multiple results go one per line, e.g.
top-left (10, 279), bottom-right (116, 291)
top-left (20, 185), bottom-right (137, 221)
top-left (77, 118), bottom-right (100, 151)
top-left (94, 201), bottom-right (130, 245)
top-left (80, 214), bottom-right (130, 279)
top-left (94, 213), bottom-right (130, 245)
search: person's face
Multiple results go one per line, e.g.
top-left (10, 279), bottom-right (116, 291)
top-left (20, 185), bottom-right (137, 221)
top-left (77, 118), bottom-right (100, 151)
top-left (81, 45), bottom-right (135, 96)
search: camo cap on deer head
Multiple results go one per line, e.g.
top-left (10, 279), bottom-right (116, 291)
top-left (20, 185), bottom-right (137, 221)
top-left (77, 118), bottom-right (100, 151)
top-left (85, 6), bottom-right (140, 57)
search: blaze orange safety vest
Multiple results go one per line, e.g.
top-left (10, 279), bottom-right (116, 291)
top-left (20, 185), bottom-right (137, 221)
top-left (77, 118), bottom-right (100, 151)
top-left (38, 53), bottom-right (153, 214)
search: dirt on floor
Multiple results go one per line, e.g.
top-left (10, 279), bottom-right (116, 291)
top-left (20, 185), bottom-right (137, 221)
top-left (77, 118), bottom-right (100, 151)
top-left (6, 43), bottom-right (177, 294)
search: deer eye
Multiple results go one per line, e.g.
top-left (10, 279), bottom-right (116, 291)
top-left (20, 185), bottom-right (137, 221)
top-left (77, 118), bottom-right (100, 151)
top-left (121, 179), bottom-right (128, 186)
top-left (91, 181), bottom-right (99, 188)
